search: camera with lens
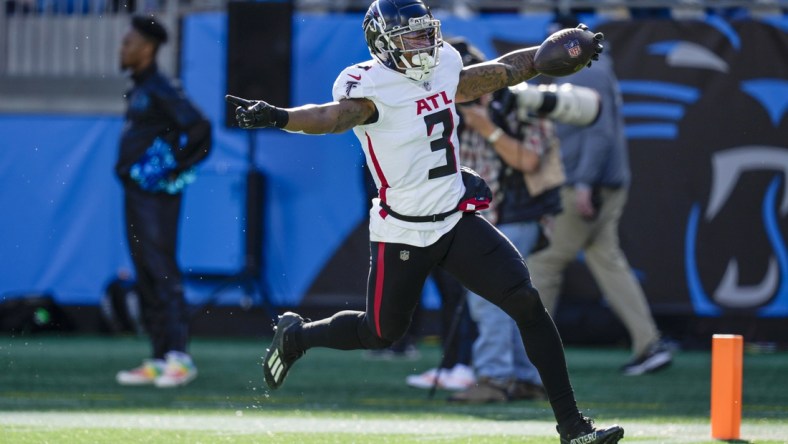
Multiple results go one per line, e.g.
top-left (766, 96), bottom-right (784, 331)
top-left (507, 82), bottom-right (601, 126)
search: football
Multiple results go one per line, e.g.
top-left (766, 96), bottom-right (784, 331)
top-left (534, 27), bottom-right (602, 77)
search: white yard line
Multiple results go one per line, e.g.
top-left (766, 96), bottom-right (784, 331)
top-left (0, 411), bottom-right (785, 442)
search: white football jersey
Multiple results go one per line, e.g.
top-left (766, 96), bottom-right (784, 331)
top-left (332, 44), bottom-right (466, 247)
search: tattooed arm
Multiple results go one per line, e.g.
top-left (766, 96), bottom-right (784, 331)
top-left (282, 98), bottom-right (377, 134)
top-left (456, 47), bottom-right (540, 104)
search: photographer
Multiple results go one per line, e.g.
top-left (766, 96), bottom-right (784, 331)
top-left (450, 38), bottom-right (600, 402)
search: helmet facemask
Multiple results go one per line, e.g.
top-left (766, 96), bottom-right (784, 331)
top-left (366, 12), bottom-right (442, 81)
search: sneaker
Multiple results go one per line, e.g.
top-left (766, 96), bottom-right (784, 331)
top-left (620, 339), bottom-right (673, 376)
top-left (116, 359), bottom-right (164, 386)
top-left (406, 364), bottom-right (476, 391)
top-left (448, 377), bottom-right (509, 403)
top-left (155, 351), bottom-right (198, 388)
top-left (406, 367), bottom-right (441, 389)
top-left (558, 416), bottom-right (625, 444)
top-left (263, 312), bottom-right (305, 390)
top-left (507, 379), bottom-right (547, 401)
top-left (442, 364), bottom-right (476, 390)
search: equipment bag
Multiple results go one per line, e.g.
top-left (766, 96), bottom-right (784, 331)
top-left (0, 292), bottom-right (70, 334)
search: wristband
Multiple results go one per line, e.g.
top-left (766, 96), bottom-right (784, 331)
top-left (487, 127), bottom-right (504, 144)
top-left (271, 107), bottom-right (290, 128)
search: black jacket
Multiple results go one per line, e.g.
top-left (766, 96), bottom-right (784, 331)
top-left (116, 63), bottom-right (211, 187)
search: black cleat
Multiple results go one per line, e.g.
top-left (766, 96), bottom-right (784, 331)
top-left (263, 312), bottom-right (305, 390)
top-left (558, 417), bottom-right (624, 444)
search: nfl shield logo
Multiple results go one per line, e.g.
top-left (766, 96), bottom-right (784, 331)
top-left (564, 39), bottom-right (582, 58)
top-left (400, 250), bottom-right (410, 261)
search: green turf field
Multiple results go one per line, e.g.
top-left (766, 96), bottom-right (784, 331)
top-left (1, 334), bottom-right (786, 443)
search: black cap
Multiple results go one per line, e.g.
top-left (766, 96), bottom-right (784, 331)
top-left (446, 37), bottom-right (486, 67)
top-left (131, 15), bottom-right (168, 45)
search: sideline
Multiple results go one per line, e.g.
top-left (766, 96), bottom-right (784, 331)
top-left (1, 411), bottom-right (787, 441)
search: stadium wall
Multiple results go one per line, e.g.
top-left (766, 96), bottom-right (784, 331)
top-left (1, 11), bottom-right (787, 343)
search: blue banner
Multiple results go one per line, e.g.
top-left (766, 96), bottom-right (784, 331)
top-left (2, 11), bottom-right (787, 321)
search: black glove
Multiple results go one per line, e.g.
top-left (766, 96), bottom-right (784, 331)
top-left (577, 23), bottom-right (604, 67)
top-left (225, 94), bottom-right (289, 129)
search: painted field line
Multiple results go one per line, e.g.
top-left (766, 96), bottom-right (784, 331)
top-left (0, 411), bottom-right (786, 442)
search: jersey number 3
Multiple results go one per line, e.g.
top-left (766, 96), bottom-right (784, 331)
top-left (424, 108), bottom-right (457, 180)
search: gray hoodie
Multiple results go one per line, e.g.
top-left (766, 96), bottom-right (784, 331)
top-left (555, 52), bottom-right (631, 189)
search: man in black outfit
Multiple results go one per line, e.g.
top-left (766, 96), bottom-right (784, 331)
top-left (114, 15), bottom-right (212, 388)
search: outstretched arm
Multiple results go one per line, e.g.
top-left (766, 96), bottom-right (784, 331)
top-left (456, 47), bottom-right (540, 104)
top-left (226, 95), bottom-right (377, 134)
top-left (281, 99), bottom-right (377, 134)
top-left (456, 24), bottom-right (603, 104)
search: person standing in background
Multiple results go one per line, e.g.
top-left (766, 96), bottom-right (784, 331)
top-left (114, 15), bottom-right (212, 388)
top-left (527, 15), bottom-right (672, 377)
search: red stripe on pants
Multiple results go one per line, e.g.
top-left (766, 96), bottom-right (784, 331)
top-left (374, 243), bottom-right (386, 337)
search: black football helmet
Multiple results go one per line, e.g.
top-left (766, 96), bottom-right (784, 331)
top-left (363, 0), bottom-right (442, 81)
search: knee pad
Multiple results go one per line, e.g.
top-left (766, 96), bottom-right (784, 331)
top-left (498, 282), bottom-right (546, 325)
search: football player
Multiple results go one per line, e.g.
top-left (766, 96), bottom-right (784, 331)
top-left (227, 1), bottom-right (621, 442)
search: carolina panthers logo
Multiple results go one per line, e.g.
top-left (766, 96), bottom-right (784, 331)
top-left (484, 19), bottom-right (788, 317)
top-left (609, 19), bottom-right (788, 317)
top-left (489, 20), bottom-right (788, 318)
top-left (686, 147), bottom-right (788, 316)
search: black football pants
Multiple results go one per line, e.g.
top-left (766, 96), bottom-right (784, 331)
top-left (298, 213), bottom-right (579, 425)
top-left (124, 185), bottom-right (189, 360)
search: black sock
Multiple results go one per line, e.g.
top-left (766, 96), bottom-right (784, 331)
top-left (519, 308), bottom-right (582, 428)
top-left (296, 310), bottom-right (367, 351)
